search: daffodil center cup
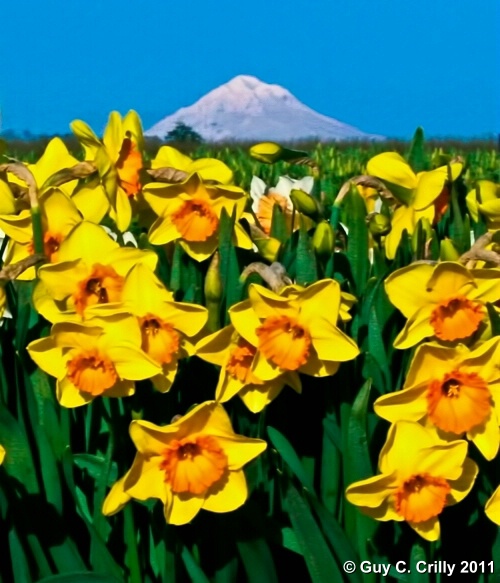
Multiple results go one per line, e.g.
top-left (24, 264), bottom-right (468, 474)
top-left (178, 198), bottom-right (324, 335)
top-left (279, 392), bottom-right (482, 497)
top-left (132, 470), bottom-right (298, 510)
top-left (171, 199), bottom-right (219, 242)
top-left (116, 136), bottom-right (143, 198)
top-left (159, 435), bottom-right (228, 495)
top-left (66, 349), bottom-right (118, 396)
top-left (394, 473), bottom-right (451, 523)
top-left (28, 231), bottom-right (63, 262)
top-left (139, 314), bottom-right (180, 365)
top-left (427, 369), bottom-right (491, 433)
top-left (256, 315), bottom-right (311, 370)
top-left (73, 264), bottom-right (125, 315)
top-left (257, 192), bottom-right (290, 235)
top-left (429, 295), bottom-right (484, 341)
top-left (226, 337), bottom-right (262, 384)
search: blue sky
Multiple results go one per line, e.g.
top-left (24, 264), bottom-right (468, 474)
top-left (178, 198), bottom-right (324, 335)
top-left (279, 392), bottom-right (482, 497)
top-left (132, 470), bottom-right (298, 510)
top-left (1, 0), bottom-right (498, 139)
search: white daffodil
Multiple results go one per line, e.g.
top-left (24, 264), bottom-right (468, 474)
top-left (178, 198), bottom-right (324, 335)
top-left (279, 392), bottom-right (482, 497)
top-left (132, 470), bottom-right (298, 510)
top-left (250, 175), bottom-right (314, 234)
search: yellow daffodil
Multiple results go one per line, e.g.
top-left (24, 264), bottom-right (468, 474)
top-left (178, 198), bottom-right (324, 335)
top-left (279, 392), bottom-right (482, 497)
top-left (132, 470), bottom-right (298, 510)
top-left (366, 153), bottom-right (462, 259)
top-left (229, 279), bottom-right (359, 379)
top-left (485, 486), bottom-right (500, 525)
top-left (466, 180), bottom-right (500, 229)
top-left (27, 314), bottom-right (161, 408)
top-left (86, 263), bottom-right (208, 392)
top-left (8, 137), bottom-right (79, 198)
top-left (196, 324), bottom-right (301, 413)
top-left (0, 444), bottom-right (5, 465)
top-left (385, 261), bottom-right (500, 349)
top-left (102, 401), bottom-right (267, 525)
top-left (0, 178), bottom-right (16, 215)
top-left (71, 111), bottom-right (144, 232)
top-left (33, 221), bottom-right (157, 322)
top-left (346, 421), bottom-right (478, 541)
top-left (143, 172), bottom-right (252, 262)
top-left (374, 338), bottom-right (500, 460)
top-left (0, 188), bottom-right (84, 280)
top-left (151, 145), bottom-right (233, 184)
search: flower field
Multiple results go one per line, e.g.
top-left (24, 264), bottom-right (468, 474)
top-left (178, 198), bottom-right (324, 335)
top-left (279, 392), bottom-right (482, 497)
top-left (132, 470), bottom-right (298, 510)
top-left (0, 113), bottom-right (499, 582)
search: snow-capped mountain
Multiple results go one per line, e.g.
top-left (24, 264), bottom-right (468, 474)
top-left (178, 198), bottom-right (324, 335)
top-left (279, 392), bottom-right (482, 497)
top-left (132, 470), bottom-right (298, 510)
top-left (145, 75), bottom-right (383, 142)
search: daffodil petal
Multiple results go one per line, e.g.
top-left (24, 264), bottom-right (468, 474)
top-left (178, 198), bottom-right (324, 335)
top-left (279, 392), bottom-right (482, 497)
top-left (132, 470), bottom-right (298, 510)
top-left (408, 517), bottom-right (440, 542)
top-left (165, 492), bottom-right (204, 525)
top-left (215, 437), bottom-right (267, 470)
top-left (202, 470), bottom-right (247, 512)
top-left (366, 152), bottom-right (417, 190)
top-left (485, 486), bottom-right (500, 525)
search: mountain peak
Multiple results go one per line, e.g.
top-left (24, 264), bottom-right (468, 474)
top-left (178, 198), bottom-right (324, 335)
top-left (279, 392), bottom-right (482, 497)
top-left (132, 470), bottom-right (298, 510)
top-left (145, 76), bottom-right (383, 142)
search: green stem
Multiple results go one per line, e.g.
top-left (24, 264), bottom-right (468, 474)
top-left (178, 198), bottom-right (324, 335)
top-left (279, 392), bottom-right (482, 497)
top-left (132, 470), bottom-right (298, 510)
top-left (124, 504), bottom-right (142, 583)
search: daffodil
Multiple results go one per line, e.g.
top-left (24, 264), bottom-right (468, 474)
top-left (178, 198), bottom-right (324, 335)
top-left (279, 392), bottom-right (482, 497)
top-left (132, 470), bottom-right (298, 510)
top-left (151, 145), bottom-right (233, 184)
top-left (485, 485), bottom-right (500, 525)
top-left (466, 180), bottom-right (500, 230)
top-left (229, 279), bottom-right (359, 379)
top-left (0, 188), bottom-right (84, 280)
top-left (250, 175), bottom-right (314, 235)
top-left (346, 421), bottom-right (478, 541)
top-left (102, 401), bottom-right (267, 525)
top-left (0, 444), bottom-right (5, 465)
top-left (143, 172), bottom-right (252, 262)
top-left (71, 111), bottom-right (144, 231)
top-left (33, 221), bottom-right (157, 322)
top-left (366, 153), bottom-right (462, 259)
top-left (27, 314), bottom-right (161, 407)
top-left (8, 137), bottom-right (80, 198)
top-left (385, 261), bottom-right (500, 349)
top-left (374, 338), bottom-right (500, 459)
top-left (0, 179), bottom-right (16, 215)
top-left (86, 263), bottom-right (208, 392)
top-left (196, 324), bottom-right (301, 413)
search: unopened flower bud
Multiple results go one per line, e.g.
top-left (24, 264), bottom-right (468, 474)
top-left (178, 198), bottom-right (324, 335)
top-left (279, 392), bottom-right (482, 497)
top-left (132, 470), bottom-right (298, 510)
top-left (290, 189), bottom-right (320, 217)
top-left (312, 222), bottom-right (334, 258)
top-left (249, 142), bottom-right (283, 164)
top-left (440, 239), bottom-right (460, 261)
top-left (368, 213), bottom-right (391, 237)
top-left (204, 251), bottom-right (222, 304)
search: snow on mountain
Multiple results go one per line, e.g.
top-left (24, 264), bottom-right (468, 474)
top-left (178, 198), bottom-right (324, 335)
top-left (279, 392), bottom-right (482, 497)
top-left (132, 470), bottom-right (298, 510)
top-left (145, 75), bottom-right (383, 142)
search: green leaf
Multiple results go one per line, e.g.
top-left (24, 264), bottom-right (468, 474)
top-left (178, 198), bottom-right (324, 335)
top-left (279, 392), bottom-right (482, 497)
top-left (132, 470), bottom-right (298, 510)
top-left (407, 127), bottom-right (429, 173)
top-left (285, 482), bottom-right (343, 583)
top-left (346, 380), bottom-right (372, 484)
top-left (73, 453), bottom-right (118, 485)
top-left (35, 573), bottom-right (124, 583)
top-left (270, 204), bottom-right (288, 243)
top-left (342, 185), bottom-right (369, 294)
top-left (295, 218), bottom-right (317, 286)
top-left (181, 546), bottom-right (211, 583)
top-left (0, 406), bottom-right (38, 493)
top-left (281, 527), bottom-right (302, 555)
top-left (367, 306), bottom-right (390, 392)
top-left (409, 542), bottom-right (429, 583)
top-left (237, 538), bottom-right (279, 583)
top-left (267, 426), bottom-right (314, 493)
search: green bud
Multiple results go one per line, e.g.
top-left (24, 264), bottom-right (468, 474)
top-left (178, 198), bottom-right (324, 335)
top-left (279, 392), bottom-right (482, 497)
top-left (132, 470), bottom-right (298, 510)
top-left (204, 252), bottom-right (222, 332)
top-left (290, 189), bottom-right (320, 217)
top-left (249, 142), bottom-right (283, 164)
top-left (204, 251), bottom-right (222, 304)
top-left (253, 236), bottom-right (281, 263)
top-left (368, 213), bottom-right (391, 237)
top-left (312, 221), bottom-right (334, 258)
top-left (440, 238), bottom-right (460, 261)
